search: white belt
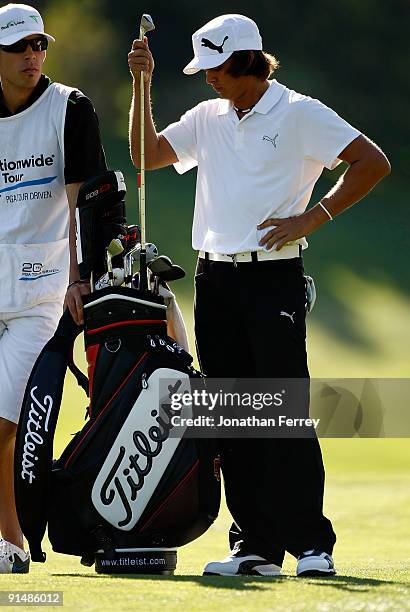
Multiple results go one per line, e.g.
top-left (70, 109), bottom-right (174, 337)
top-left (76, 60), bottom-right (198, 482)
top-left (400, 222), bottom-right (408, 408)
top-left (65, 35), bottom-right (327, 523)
top-left (199, 244), bottom-right (300, 263)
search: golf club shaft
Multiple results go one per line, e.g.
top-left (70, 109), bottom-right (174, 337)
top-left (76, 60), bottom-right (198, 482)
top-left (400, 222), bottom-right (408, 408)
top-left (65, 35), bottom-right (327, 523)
top-left (138, 80), bottom-right (146, 249)
top-left (138, 23), bottom-right (147, 290)
top-left (124, 253), bottom-right (131, 287)
top-left (138, 15), bottom-right (154, 292)
top-left (106, 252), bottom-right (113, 286)
top-left (139, 25), bottom-right (146, 250)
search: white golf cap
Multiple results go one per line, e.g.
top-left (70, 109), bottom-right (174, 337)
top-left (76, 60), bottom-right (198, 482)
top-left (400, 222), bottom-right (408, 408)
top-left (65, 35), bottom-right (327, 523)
top-left (0, 3), bottom-right (55, 46)
top-left (183, 14), bottom-right (262, 75)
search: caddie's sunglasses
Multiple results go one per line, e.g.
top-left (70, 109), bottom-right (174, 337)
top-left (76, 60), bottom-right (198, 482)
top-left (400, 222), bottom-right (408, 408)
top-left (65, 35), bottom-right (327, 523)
top-left (0, 36), bottom-right (48, 53)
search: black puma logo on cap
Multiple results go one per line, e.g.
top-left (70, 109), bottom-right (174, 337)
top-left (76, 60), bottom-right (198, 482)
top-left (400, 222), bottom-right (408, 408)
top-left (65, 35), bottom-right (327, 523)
top-left (201, 36), bottom-right (229, 54)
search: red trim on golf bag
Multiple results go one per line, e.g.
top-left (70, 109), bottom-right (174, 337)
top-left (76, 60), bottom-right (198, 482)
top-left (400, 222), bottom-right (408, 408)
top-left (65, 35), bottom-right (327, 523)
top-left (86, 344), bottom-right (99, 404)
top-left (138, 460), bottom-right (200, 532)
top-left (64, 351), bottom-right (148, 468)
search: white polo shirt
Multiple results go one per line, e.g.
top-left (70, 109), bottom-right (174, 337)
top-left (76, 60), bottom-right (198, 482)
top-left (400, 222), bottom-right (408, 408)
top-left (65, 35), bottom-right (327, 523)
top-left (161, 79), bottom-right (361, 254)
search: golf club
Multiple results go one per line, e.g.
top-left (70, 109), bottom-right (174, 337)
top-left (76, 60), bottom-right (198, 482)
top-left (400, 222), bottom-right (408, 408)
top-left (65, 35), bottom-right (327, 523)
top-left (148, 255), bottom-right (186, 282)
top-left (124, 245), bottom-right (139, 288)
top-left (138, 13), bottom-right (155, 291)
top-left (124, 242), bottom-right (158, 287)
top-left (95, 267), bottom-right (125, 290)
top-left (106, 238), bottom-right (124, 286)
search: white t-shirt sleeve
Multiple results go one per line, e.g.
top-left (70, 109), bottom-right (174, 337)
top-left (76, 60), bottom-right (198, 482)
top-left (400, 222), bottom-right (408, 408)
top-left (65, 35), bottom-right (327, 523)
top-left (160, 105), bottom-right (200, 174)
top-left (297, 97), bottom-right (361, 170)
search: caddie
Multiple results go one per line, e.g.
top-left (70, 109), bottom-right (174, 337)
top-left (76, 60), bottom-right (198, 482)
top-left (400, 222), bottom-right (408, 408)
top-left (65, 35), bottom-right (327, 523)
top-left (0, 3), bottom-right (106, 573)
top-left (128, 14), bottom-right (390, 576)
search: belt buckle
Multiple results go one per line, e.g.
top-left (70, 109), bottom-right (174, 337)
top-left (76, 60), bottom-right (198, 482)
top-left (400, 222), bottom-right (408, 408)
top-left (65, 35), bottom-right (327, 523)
top-left (229, 254), bottom-right (238, 267)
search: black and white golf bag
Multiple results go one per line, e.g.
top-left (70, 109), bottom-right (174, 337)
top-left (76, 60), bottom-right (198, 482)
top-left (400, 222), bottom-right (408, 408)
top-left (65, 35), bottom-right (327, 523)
top-left (14, 172), bottom-right (221, 574)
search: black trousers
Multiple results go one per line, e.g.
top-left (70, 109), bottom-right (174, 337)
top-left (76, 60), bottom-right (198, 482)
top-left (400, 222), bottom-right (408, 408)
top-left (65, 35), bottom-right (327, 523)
top-left (194, 256), bottom-right (336, 566)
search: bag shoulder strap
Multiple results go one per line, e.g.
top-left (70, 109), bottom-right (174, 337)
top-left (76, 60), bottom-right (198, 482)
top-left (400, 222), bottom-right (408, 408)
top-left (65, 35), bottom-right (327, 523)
top-left (14, 310), bottom-right (83, 562)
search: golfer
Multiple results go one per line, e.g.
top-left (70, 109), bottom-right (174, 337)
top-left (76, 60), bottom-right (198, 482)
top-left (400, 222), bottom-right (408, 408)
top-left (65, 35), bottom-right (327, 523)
top-left (0, 3), bottom-right (106, 573)
top-left (128, 14), bottom-right (390, 576)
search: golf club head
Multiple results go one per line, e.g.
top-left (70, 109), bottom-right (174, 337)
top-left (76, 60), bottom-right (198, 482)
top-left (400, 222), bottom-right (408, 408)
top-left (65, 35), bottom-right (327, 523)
top-left (157, 265), bottom-right (186, 282)
top-left (148, 255), bottom-right (173, 275)
top-left (132, 242), bottom-right (158, 263)
top-left (124, 243), bottom-right (158, 288)
top-left (95, 268), bottom-right (125, 290)
top-left (140, 14), bottom-right (155, 39)
top-left (107, 238), bottom-right (124, 258)
top-left (149, 256), bottom-right (186, 282)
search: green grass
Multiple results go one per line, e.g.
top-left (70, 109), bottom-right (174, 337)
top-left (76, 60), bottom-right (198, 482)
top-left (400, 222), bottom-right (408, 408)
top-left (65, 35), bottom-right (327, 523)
top-left (6, 282), bottom-right (410, 610)
top-left (6, 440), bottom-right (410, 611)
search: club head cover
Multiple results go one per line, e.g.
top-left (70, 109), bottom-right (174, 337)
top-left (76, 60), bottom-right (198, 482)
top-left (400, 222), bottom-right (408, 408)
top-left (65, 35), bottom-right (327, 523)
top-left (76, 171), bottom-right (127, 281)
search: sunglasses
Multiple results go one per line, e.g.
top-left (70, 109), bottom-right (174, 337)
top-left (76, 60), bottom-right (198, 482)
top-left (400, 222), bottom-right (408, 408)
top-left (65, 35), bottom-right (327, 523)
top-left (0, 36), bottom-right (48, 54)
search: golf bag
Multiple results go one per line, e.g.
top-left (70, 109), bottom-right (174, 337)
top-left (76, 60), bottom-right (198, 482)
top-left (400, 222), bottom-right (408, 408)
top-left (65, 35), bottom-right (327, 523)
top-left (14, 171), bottom-right (221, 574)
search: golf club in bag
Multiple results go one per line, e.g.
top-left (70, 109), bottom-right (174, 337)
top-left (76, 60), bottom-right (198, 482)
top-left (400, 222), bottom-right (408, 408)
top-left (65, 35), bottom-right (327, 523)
top-left (14, 13), bottom-right (220, 577)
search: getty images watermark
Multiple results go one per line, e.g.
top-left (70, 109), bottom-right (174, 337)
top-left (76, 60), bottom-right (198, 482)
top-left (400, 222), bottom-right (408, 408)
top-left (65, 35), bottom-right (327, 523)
top-left (157, 378), bottom-right (410, 438)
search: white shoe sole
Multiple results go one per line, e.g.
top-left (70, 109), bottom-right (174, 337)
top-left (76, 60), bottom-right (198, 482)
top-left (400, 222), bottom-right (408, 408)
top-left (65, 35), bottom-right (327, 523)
top-left (297, 569), bottom-right (336, 577)
top-left (204, 571), bottom-right (281, 576)
top-left (297, 557), bottom-right (335, 577)
top-left (204, 560), bottom-right (282, 577)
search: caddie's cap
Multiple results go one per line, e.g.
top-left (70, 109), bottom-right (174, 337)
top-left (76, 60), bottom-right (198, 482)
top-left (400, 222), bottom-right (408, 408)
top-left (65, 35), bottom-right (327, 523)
top-left (183, 14), bottom-right (262, 75)
top-left (0, 3), bottom-right (55, 46)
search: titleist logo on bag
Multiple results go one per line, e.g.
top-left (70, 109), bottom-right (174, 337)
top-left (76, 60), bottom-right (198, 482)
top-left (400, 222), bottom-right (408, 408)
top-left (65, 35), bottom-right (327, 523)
top-left (92, 369), bottom-right (192, 530)
top-left (21, 386), bottom-right (53, 484)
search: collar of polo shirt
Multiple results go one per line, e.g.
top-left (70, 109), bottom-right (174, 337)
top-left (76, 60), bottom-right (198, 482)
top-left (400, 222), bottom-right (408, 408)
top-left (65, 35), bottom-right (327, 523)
top-left (217, 79), bottom-right (287, 116)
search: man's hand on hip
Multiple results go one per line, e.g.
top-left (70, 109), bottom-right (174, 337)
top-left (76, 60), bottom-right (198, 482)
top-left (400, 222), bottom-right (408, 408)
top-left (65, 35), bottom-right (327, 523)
top-left (257, 208), bottom-right (325, 251)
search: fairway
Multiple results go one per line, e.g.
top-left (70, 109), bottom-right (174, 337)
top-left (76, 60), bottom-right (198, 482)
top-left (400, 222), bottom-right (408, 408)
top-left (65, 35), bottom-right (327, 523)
top-left (7, 373), bottom-right (410, 611)
top-left (4, 440), bottom-right (410, 610)
top-left (6, 297), bottom-right (410, 610)
top-left (1, 1), bottom-right (407, 610)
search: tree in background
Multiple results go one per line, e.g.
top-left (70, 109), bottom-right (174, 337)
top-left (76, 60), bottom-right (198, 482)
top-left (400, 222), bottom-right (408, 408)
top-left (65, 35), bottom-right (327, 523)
top-left (41, 0), bottom-right (125, 140)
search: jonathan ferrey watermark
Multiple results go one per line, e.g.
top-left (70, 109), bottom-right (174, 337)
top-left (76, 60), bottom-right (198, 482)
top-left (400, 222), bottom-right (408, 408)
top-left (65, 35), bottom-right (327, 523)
top-left (156, 378), bottom-right (410, 438)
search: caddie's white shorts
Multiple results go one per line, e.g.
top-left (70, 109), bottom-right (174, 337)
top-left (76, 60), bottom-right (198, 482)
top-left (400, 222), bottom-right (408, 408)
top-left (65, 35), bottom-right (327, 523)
top-left (0, 302), bottom-right (63, 424)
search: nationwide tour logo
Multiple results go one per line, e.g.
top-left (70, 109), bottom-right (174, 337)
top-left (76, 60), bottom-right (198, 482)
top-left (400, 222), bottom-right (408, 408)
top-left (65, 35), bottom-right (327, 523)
top-left (0, 20), bottom-right (24, 30)
top-left (0, 153), bottom-right (57, 194)
top-left (0, 15), bottom-right (39, 30)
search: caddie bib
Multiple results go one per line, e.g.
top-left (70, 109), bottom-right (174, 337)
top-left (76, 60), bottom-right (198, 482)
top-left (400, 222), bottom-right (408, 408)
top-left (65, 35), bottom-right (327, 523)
top-left (0, 82), bottom-right (74, 311)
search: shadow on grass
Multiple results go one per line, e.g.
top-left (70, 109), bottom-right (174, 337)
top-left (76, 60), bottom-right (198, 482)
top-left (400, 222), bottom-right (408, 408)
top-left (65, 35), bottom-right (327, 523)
top-left (52, 573), bottom-right (410, 593)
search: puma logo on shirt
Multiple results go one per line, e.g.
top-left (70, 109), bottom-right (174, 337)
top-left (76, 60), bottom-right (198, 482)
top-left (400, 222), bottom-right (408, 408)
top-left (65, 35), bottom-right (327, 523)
top-left (263, 134), bottom-right (279, 148)
top-left (201, 36), bottom-right (229, 54)
top-left (280, 311), bottom-right (295, 324)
